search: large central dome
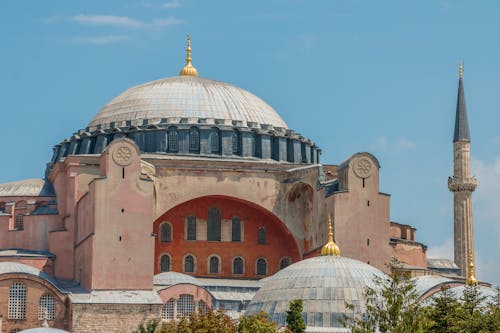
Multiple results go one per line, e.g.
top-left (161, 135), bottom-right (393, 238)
top-left (89, 76), bottom-right (288, 129)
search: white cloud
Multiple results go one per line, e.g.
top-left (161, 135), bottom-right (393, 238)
top-left (395, 138), bottom-right (415, 150)
top-left (162, 0), bottom-right (181, 8)
top-left (427, 237), bottom-right (454, 259)
top-left (72, 15), bottom-right (144, 29)
top-left (152, 16), bottom-right (183, 27)
top-left (372, 135), bottom-right (415, 152)
top-left (72, 35), bottom-right (131, 44)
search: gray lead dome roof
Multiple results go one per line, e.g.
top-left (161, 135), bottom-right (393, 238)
top-left (89, 76), bottom-right (288, 129)
top-left (245, 256), bottom-right (386, 330)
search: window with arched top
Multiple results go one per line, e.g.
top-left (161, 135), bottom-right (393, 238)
top-left (256, 258), bottom-right (267, 275)
top-left (38, 294), bottom-right (56, 320)
top-left (186, 215), bottom-right (196, 241)
top-left (252, 132), bottom-right (261, 158)
top-left (10, 329), bottom-right (21, 333)
top-left (233, 257), bottom-right (244, 275)
top-left (258, 227), bottom-right (266, 244)
top-left (231, 131), bottom-right (240, 155)
top-left (279, 257), bottom-right (291, 270)
top-left (160, 253), bottom-right (171, 272)
top-left (209, 128), bottom-right (220, 154)
top-left (189, 127), bottom-right (200, 153)
top-left (271, 136), bottom-right (279, 161)
top-left (177, 294), bottom-right (195, 318)
top-left (8, 282), bottom-right (26, 319)
top-left (198, 300), bottom-right (209, 314)
top-left (160, 223), bottom-right (172, 243)
top-left (184, 255), bottom-right (195, 273)
top-left (168, 127), bottom-right (179, 152)
top-left (231, 216), bottom-right (241, 242)
top-left (162, 298), bottom-right (175, 320)
top-left (0, 201), bottom-right (6, 212)
top-left (207, 207), bottom-right (221, 241)
top-left (209, 256), bottom-right (220, 274)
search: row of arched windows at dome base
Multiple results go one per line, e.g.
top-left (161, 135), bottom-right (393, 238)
top-left (161, 295), bottom-right (210, 320)
top-left (7, 282), bottom-right (56, 320)
top-left (159, 253), bottom-right (291, 275)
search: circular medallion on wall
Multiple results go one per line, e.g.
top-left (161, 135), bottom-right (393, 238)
top-left (112, 145), bottom-right (133, 166)
top-left (353, 157), bottom-right (372, 178)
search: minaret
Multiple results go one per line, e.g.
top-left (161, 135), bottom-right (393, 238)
top-left (448, 64), bottom-right (477, 277)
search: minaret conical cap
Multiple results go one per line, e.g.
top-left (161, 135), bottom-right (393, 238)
top-left (179, 35), bottom-right (198, 77)
top-left (321, 214), bottom-right (340, 256)
top-left (454, 63), bottom-right (470, 142)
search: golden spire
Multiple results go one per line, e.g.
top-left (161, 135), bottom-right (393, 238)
top-left (459, 63), bottom-right (463, 80)
top-left (466, 254), bottom-right (478, 286)
top-left (321, 214), bottom-right (340, 256)
top-left (179, 35), bottom-right (198, 77)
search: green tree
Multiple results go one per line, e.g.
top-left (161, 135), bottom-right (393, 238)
top-left (158, 309), bottom-right (236, 333)
top-left (425, 285), bottom-right (461, 333)
top-left (237, 311), bottom-right (278, 333)
top-left (285, 299), bottom-right (306, 333)
top-left (134, 319), bottom-right (160, 333)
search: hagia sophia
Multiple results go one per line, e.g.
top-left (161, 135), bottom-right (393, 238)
top-left (0, 37), bottom-right (494, 333)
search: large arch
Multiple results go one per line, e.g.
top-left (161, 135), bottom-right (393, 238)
top-left (153, 195), bottom-right (301, 279)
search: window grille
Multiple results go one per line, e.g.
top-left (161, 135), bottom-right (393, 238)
top-left (168, 127), bottom-right (179, 152)
top-left (162, 299), bottom-right (175, 320)
top-left (38, 294), bottom-right (56, 320)
top-left (207, 207), bottom-right (221, 241)
top-left (189, 127), bottom-right (200, 152)
top-left (256, 258), bottom-right (267, 275)
top-left (14, 215), bottom-right (24, 230)
top-left (231, 217), bottom-right (241, 242)
top-left (177, 294), bottom-right (195, 318)
top-left (233, 257), bottom-right (244, 274)
top-left (160, 223), bottom-right (171, 243)
top-left (160, 254), bottom-right (171, 272)
top-left (184, 255), bottom-right (195, 273)
top-left (198, 300), bottom-right (209, 314)
top-left (187, 216), bottom-right (196, 240)
top-left (258, 227), bottom-right (266, 244)
top-left (209, 256), bottom-right (219, 274)
top-left (8, 282), bottom-right (27, 319)
top-left (209, 129), bottom-right (220, 153)
top-left (279, 257), bottom-right (291, 270)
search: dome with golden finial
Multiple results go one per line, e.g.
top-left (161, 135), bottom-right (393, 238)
top-left (321, 215), bottom-right (340, 256)
top-left (466, 254), bottom-right (478, 286)
top-left (179, 35), bottom-right (198, 77)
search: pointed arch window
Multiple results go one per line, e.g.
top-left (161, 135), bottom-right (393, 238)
top-left (209, 256), bottom-right (220, 274)
top-left (233, 257), bottom-right (244, 274)
top-left (168, 127), bottom-right (179, 152)
top-left (256, 258), bottom-right (267, 275)
top-left (258, 227), bottom-right (266, 244)
top-left (209, 128), bottom-right (220, 154)
top-left (184, 255), bottom-right (195, 273)
top-left (186, 215), bottom-right (196, 240)
top-left (279, 257), bottom-right (291, 270)
top-left (207, 207), bottom-right (221, 241)
top-left (232, 216), bottom-right (241, 242)
top-left (189, 127), bottom-right (200, 153)
top-left (160, 223), bottom-right (172, 243)
top-left (8, 282), bottom-right (26, 319)
top-left (38, 294), bottom-right (56, 320)
top-left (160, 253), bottom-right (171, 272)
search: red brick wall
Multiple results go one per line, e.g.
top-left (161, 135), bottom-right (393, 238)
top-left (154, 195), bottom-right (301, 279)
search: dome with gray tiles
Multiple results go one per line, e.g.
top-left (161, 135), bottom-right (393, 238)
top-left (245, 255), bottom-right (386, 331)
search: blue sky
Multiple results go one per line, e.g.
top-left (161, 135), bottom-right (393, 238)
top-left (0, 1), bottom-right (499, 285)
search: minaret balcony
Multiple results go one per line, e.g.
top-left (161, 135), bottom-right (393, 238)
top-left (448, 176), bottom-right (477, 192)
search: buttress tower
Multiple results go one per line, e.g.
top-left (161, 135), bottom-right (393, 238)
top-left (448, 64), bottom-right (477, 277)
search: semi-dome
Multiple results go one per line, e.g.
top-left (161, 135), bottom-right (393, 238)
top-left (89, 76), bottom-right (288, 129)
top-left (245, 255), bottom-right (387, 331)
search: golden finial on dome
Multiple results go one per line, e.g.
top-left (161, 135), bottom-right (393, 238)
top-left (459, 62), bottom-right (463, 80)
top-left (321, 214), bottom-right (340, 256)
top-left (179, 34), bottom-right (198, 77)
top-left (466, 254), bottom-right (478, 286)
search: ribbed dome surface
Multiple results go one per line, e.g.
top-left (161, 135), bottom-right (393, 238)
top-left (89, 76), bottom-right (288, 129)
top-left (245, 256), bottom-right (386, 330)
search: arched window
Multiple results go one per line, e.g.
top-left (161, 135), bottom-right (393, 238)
top-left (256, 258), bottom-right (267, 275)
top-left (251, 132), bottom-right (260, 158)
top-left (186, 215), bottom-right (196, 241)
top-left (271, 136), bottom-right (279, 161)
top-left (0, 201), bottom-right (6, 212)
top-left (231, 131), bottom-right (240, 155)
top-left (177, 294), bottom-right (195, 318)
top-left (14, 200), bottom-right (27, 231)
top-left (160, 223), bottom-right (172, 243)
top-left (207, 207), bottom-right (221, 241)
top-left (162, 298), bottom-right (175, 320)
top-left (10, 330), bottom-right (21, 333)
top-left (189, 127), bottom-right (200, 153)
top-left (280, 257), bottom-right (291, 270)
top-left (198, 300), bottom-right (209, 314)
top-left (231, 216), bottom-right (241, 242)
top-left (168, 127), bottom-right (179, 152)
top-left (184, 255), bottom-right (195, 273)
top-left (209, 128), bottom-right (220, 154)
top-left (38, 294), bottom-right (56, 320)
top-left (209, 256), bottom-right (219, 274)
top-left (258, 227), bottom-right (266, 244)
top-left (233, 257), bottom-right (244, 275)
top-left (160, 254), bottom-right (171, 272)
top-left (8, 282), bottom-right (26, 319)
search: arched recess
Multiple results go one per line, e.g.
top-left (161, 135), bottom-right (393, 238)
top-left (286, 182), bottom-right (314, 248)
top-left (153, 195), bottom-right (301, 278)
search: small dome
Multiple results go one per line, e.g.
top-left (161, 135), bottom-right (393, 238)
top-left (89, 76), bottom-right (288, 129)
top-left (245, 256), bottom-right (386, 330)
